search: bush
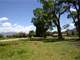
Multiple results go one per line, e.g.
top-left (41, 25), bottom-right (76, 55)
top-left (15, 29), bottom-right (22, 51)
top-left (6, 32), bottom-right (28, 38)
top-left (28, 30), bottom-right (35, 39)
top-left (0, 34), bottom-right (4, 39)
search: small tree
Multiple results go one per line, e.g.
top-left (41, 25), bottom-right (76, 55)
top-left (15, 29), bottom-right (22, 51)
top-left (28, 30), bottom-right (35, 39)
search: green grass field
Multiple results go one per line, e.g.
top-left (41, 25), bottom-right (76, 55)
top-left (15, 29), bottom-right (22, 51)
top-left (0, 40), bottom-right (80, 60)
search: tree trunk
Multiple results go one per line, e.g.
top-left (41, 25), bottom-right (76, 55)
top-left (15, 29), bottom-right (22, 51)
top-left (57, 22), bottom-right (63, 39)
top-left (36, 26), bottom-right (47, 37)
top-left (77, 11), bottom-right (80, 39)
top-left (77, 0), bottom-right (80, 39)
top-left (68, 10), bottom-right (78, 32)
top-left (36, 27), bottom-right (41, 37)
top-left (57, 14), bottom-right (63, 39)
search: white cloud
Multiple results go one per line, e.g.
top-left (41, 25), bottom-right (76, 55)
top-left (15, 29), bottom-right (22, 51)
top-left (62, 23), bottom-right (75, 32)
top-left (24, 25), bottom-right (36, 33)
top-left (0, 23), bottom-right (36, 33)
top-left (0, 17), bottom-right (8, 21)
top-left (12, 24), bottom-right (36, 33)
top-left (69, 23), bottom-right (75, 30)
top-left (0, 17), bottom-right (36, 33)
top-left (0, 22), bottom-right (13, 32)
top-left (70, 8), bottom-right (76, 12)
top-left (2, 22), bottom-right (12, 27)
top-left (14, 25), bottom-right (25, 33)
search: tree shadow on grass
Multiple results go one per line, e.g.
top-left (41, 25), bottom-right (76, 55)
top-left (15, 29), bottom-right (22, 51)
top-left (29, 37), bottom-right (65, 42)
top-left (0, 37), bottom-right (80, 46)
top-left (69, 40), bottom-right (80, 48)
top-left (75, 55), bottom-right (80, 60)
top-left (29, 37), bottom-right (80, 43)
top-left (43, 39), bottom-right (64, 42)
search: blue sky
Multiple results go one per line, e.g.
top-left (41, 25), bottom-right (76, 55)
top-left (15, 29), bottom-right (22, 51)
top-left (0, 0), bottom-right (75, 33)
top-left (0, 0), bottom-right (41, 26)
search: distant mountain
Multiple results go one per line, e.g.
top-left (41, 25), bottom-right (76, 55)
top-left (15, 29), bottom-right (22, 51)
top-left (0, 32), bottom-right (16, 36)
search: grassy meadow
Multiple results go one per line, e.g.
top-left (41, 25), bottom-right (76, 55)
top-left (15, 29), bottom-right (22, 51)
top-left (0, 39), bottom-right (80, 60)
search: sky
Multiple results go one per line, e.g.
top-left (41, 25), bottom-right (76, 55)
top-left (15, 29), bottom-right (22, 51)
top-left (0, 0), bottom-right (75, 33)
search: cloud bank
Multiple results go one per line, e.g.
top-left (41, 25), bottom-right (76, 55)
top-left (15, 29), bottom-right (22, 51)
top-left (0, 17), bottom-right (36, 33)
top-left (0, 17), bottom-right (8, 21)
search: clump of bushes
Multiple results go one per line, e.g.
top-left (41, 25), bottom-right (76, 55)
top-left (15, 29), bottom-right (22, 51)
top-left (7, 32), bottom-right (28, 38)
top-left (28, 30), bottom-right (35, 39)
top-left (0, 34), bottom-right (4, 39)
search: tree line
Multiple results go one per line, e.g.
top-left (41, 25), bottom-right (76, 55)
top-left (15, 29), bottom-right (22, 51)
top-left (32, 0), bottom-right (80, 39)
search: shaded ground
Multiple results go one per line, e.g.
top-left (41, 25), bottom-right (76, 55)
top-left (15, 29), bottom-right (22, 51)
top-left (69, 40), bottom-right (80, 48)
top-left (0, 36), bottom-right (79, 42)
top-left (0, 40), bottom-right (80, 60)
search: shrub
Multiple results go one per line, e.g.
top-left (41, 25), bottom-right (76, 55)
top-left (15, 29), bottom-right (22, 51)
top-left (0, 34), bottom-right (4, 39)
